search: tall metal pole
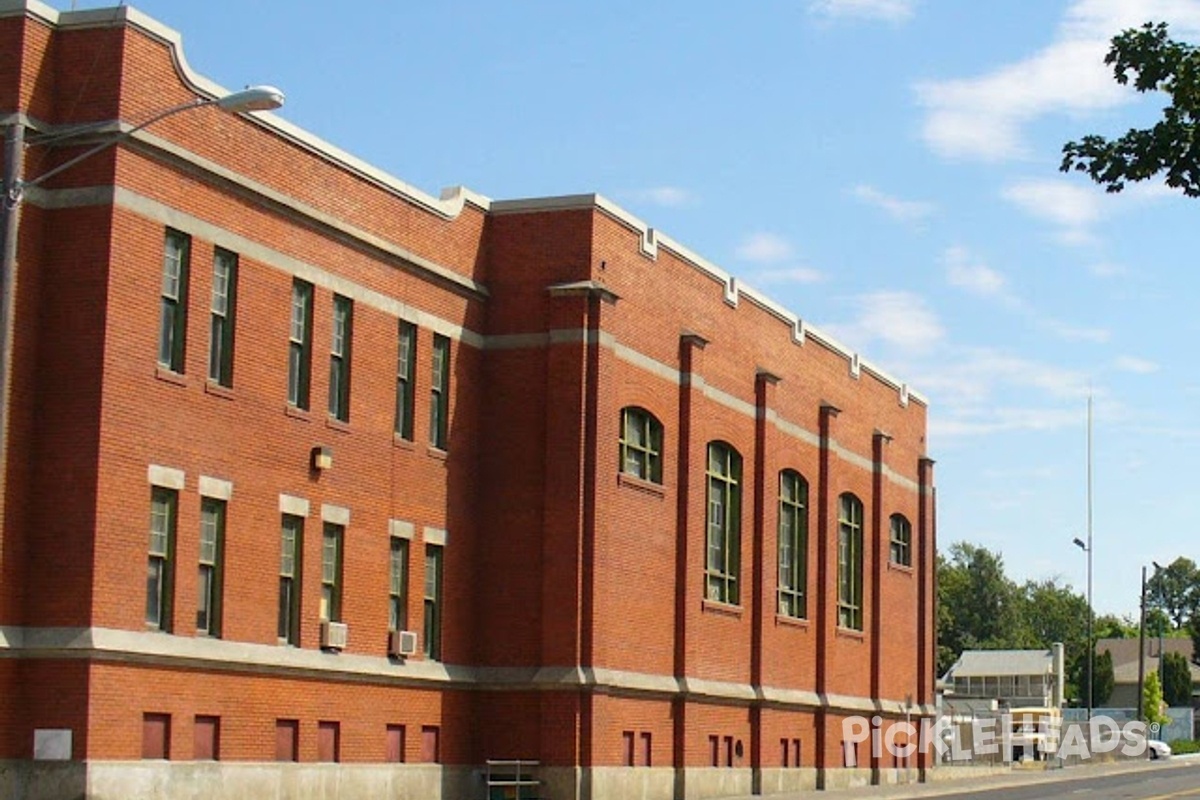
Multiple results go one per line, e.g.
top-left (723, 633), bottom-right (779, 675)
top-left (1086, 395), bottom-right (1093, 723)
top-left (1137, 566), bottom-right (1147, 721)
top-left (0, 122), bottom-right (25, 525)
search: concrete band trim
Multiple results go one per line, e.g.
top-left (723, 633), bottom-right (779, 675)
top-left (0, 626), bottom-right (936, 717)
top-left (39, 183), bottom-right (926, 496)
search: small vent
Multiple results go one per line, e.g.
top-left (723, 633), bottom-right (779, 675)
top-left (389, 629), bottom-right (419, 658)
top-left (320, 620), bottom-right (349, 651)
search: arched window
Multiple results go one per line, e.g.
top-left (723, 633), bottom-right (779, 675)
top-left (619, 407), bottom-right (663, 484)
top-left (890, 513), bottom-right (912, 567)
top-left (778, 470), bottom-right (808, 618)
top-left (705, 442), bottom-right (742, 605)
top-left (837, 493), bottom-right (864, 630)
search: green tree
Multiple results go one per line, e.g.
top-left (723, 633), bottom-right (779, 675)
top-left (1061, 22), bottom-right (1200, 196)
top-left (1162, 651), bottom-right (1193, 707)
top-left (1095, 613), bottom-right (1139, 640)
top-left (1018, 577), bottom-right (1091, 701)
top-left (936, 543), bottom-right (1024, 675)
top-left (1147, 557), bottom-right (1200, 630)
top-left (1091, 648), bottom-right (1115, 707)
top-left (1143, 671), bottom-right (1170, 727)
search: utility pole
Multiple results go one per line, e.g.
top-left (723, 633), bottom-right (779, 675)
top-left (1137, 566), bottom-right (1146, 721)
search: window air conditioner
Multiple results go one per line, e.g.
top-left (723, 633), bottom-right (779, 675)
top-left (389, 629), bottom-right (419, 658)
top-left (320, 620), bottom-right (349, 650)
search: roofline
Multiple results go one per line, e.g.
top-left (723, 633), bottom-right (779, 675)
top-left (1, 2), bottom-right (927, 407)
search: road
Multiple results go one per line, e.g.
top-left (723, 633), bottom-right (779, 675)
top-left (919, 761), bottom-right (1200, 800)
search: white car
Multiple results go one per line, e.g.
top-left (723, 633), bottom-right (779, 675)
top-left (1147, 740), bottom-right (1172, 760)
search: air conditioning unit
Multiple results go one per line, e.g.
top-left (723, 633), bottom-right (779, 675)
top-left (389, 629), bottom-right (419, 658)
top-left (320, 620), bottom-right (349, 651)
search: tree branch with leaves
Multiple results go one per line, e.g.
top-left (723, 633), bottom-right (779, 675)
top-left (1061, 22), bottom-right (1200, 196)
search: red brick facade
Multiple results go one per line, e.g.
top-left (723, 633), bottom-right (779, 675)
top-left (0, 4), bottom-right (935, 798)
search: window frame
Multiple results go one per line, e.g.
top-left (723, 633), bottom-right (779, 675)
top-left (207, 247), bottom-right (238, 386)
top-left (429, 334), bottom-right (450, 449)
top-left (197, 497), bottom-right (226, 637)
top-left (287, 279), bottom-right (314, 409)
top-left (328, 294), bottom-right (353, 422)
top-left (837, 493), bottom-right (864, 630)
top-left (278, 514), bottom-right (303, 644)
top-left (704, 442), bottom-right (742, 605)
top-left (158, 229), bottom-right (190, 373)
top-left (395, 320), bottom-right (417, 440)
top-left (146, 487), bottom-right (178, 631)
top-left (889, 513), bottom-right (912, 567)
top-left (777, 469), bottom-right (808, 619)
top-left (320, 523), bottom-right (344, 623)
top-left (619, 407), bottom-right (663, 484)
top-left (423, 544), bottom-right (443, 660)
top-left (389, 536), bottom-right (409, 633)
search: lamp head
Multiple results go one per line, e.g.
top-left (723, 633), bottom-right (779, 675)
top-left (1072, 538), bottom-right (1087, 551)
top-left (215, 85), bottom-right (285, 113)
top-left (1153, 560), bottom-right (1163, 571)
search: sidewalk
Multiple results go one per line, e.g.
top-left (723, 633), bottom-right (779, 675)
top-left (723, 754), bottom-right (1200, 800)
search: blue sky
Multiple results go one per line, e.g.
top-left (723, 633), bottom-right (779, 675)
top-left (65, 0), bottom-right (1200, 617)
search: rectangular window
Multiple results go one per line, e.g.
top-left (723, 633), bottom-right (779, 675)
top-left (777, 471), bottom-right (808, 618)
top-left (640, 732), bottom-right (652, 767)
top-left (287, 279), bottom-right (314, 410)
top-left (429, 334), bottom-right (449, 449)
top-left (386, 724), bottom-right (406, 763)
top-left (158, 229), bottom-right (190, 372)
top-left (423, 544), bottom-right (443, 660)
top-left (622, 731), bottom-right (635, 767)
top-left (142, 712), bottom-right (171, 760)
top-left (320, 523), bottom-right (344, 622)
top-left (390, 536), bottom-right (409, 633)
top-left (197, 498), bottom-right (226, 636)
top-left (194, 715), bottom-right (220, 761)
top-left (723, 736), bottom-right (734, 768)
top-left (395, 321), bottom-right (416, 440)
top-left (837, 494), bottom-right (864, 631)
top-left (275, 719), bottom-right (299, 762)
top-left (328, 294), bottom-right (353, 421)
top-left (146, 487), bottom-right (178, 631)
top-left (420, 725), bottom-right (440, 763)
top-left (207, 248), bottom-right (238, 386)
top-left (792, 739), bottom-right (801, 768)
top-left (279, 514), bottom-right (303, 644)
top-left (317, 721), bottom-right (340, 762)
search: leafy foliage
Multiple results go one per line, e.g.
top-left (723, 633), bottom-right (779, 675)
top-left (1162, 651), bottom-right (1193, 707)
top-left (1061, 22), bottom-right (1200, 196)
top-left (1146, 557), bottom-right (1200, 629)
top-left (1143, 671), bottom-right (1171, 728)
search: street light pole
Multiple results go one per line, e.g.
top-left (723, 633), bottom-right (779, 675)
top-left (0, 85), bottom-right (282, 521)
top-left (1137, 566), bottom-right (1146, 722)
top-left (1074, 535), bottom-right (1093, 720)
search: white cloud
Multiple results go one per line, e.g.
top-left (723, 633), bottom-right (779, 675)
top-left (636, 186), bottom-right (695, 207)
top-left (1046, 321), bottom-right (1111, 343)
top-left (943, 246), bottom-right (1008, 299)
top-left (823, 291), bottom-right (945, 353)
top-left (915, 0), bottom-right (1200, 161)
top-left (736, 232), bottom-right (794, 263)
top-left (753, 267), bottom-right (826, 285)
top-left (1002, 179), bottom-right (1104, 230)
top-left (1088, 262), bottom-right (1126, 277)
top-left (809, 0), bottom-right (915, 23)
top-left (850, 184), bottom-right (934, 223)
top-left (1114, 355), bottom-right (1160, 373)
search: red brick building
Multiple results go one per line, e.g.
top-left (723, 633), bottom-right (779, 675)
top-left (0, 3), bottom-right (936, 798)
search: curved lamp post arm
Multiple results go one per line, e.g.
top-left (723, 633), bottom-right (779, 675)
top-left (5, 84), bottom-right (283, 207)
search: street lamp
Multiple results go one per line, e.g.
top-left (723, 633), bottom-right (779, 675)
top-left (1073, 536), bottom-right (1093, 722)
top-left (0, 84), bottom-right (284, 506)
